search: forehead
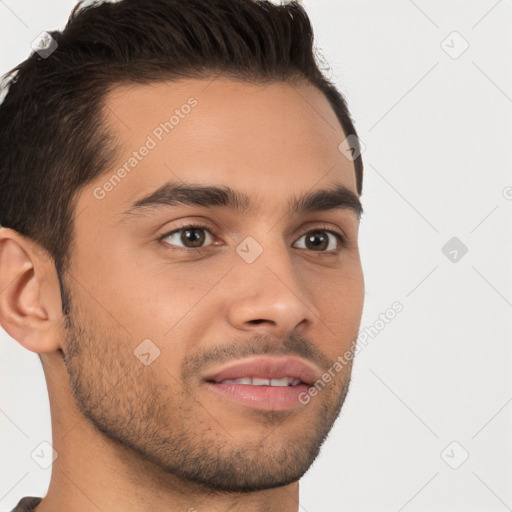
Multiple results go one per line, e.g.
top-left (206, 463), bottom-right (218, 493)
top-left (79, 77), bottom-right (358, 220)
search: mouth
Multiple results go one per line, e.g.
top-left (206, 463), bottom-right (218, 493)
top-left (202, 356), bottom-right (319, 411)
top-left (211, 376), bottom-right (303, 386)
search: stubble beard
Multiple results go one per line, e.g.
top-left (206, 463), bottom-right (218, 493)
top-left (61, 298), bottom-right (353, 493)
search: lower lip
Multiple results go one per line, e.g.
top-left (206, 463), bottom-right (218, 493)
top-left (204, 382), bottom-right (311, 411)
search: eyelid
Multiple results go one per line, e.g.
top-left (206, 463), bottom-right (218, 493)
top-left (302, 222), bottom-right (346, 240)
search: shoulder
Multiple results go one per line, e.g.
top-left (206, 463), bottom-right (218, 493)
top-left (10, 496), bottom-right (42, 512)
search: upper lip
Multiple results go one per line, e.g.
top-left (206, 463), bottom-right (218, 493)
top-left (202, 356), bottom-right (320, 386)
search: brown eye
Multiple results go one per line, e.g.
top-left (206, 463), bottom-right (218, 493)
top-left (294, 229), bottom-right (344, 252)
top-left (161, 225), bottom-right (214, 249)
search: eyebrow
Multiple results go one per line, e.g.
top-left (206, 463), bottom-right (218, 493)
top-left (121, 181), bottom-right (363, 220)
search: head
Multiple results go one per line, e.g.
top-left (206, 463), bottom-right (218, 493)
top-left (0, 0), bottom-right (364, 493)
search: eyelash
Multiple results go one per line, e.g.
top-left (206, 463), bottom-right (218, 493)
top-left (158, 223), bottom-right (347, 254)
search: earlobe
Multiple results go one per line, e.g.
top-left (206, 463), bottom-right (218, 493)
top-left (0, 228), bottom-right (63, 354)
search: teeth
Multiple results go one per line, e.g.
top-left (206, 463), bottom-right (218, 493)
top-left (270, 377), bottom-right (291, 387)
top-left (223, 377), bottom-right (252, 385)
top-left (252, 377), bottom-right (270, 386)
top-left (219, 377), bottom-right (301, 386)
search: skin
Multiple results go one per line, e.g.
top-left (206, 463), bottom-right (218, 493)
top-left (0, 78), bottom-right (364, 512)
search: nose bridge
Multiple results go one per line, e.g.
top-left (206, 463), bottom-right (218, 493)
top-left (225, 232), bottom-right (319, 333)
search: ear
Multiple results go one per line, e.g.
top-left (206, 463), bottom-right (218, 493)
top-left (0, 227), bottom-right (63, 354)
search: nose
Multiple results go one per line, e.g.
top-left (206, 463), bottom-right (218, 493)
top-left (225, 244), bottom-right (320, 337)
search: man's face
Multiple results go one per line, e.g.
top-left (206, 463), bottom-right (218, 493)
top-left (62, 78), bottom-right (364, 491)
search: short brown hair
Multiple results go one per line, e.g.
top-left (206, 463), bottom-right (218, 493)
top-left (0, 0), bottom-right (364, 314)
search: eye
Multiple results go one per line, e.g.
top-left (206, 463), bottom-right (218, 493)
top-left (160, 224), bottom-right (216, 250)
top-left (293, 229), bottom-right (345, 252)
top-left (159, 224), bottom-right (346, 253)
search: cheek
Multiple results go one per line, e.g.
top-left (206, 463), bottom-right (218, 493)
top-left (310, 259), bottom-right (363, 302)
top-left (342, 268), bottom-right (365, 322)
top-left (71, 230), bottom-right (225, 354)
top-left (95, 262), bottom-right (225, 356)
top-left (307, 265), bottom-right (364, 347)
top-left (83, 257), bottom-right (181, 322)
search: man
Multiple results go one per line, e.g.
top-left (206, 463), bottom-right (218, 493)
top-left (0, 0), bottom-right (365, 510)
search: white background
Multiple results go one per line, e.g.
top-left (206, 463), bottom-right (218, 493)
top-left (1, 1), bottom-right (511, 511)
